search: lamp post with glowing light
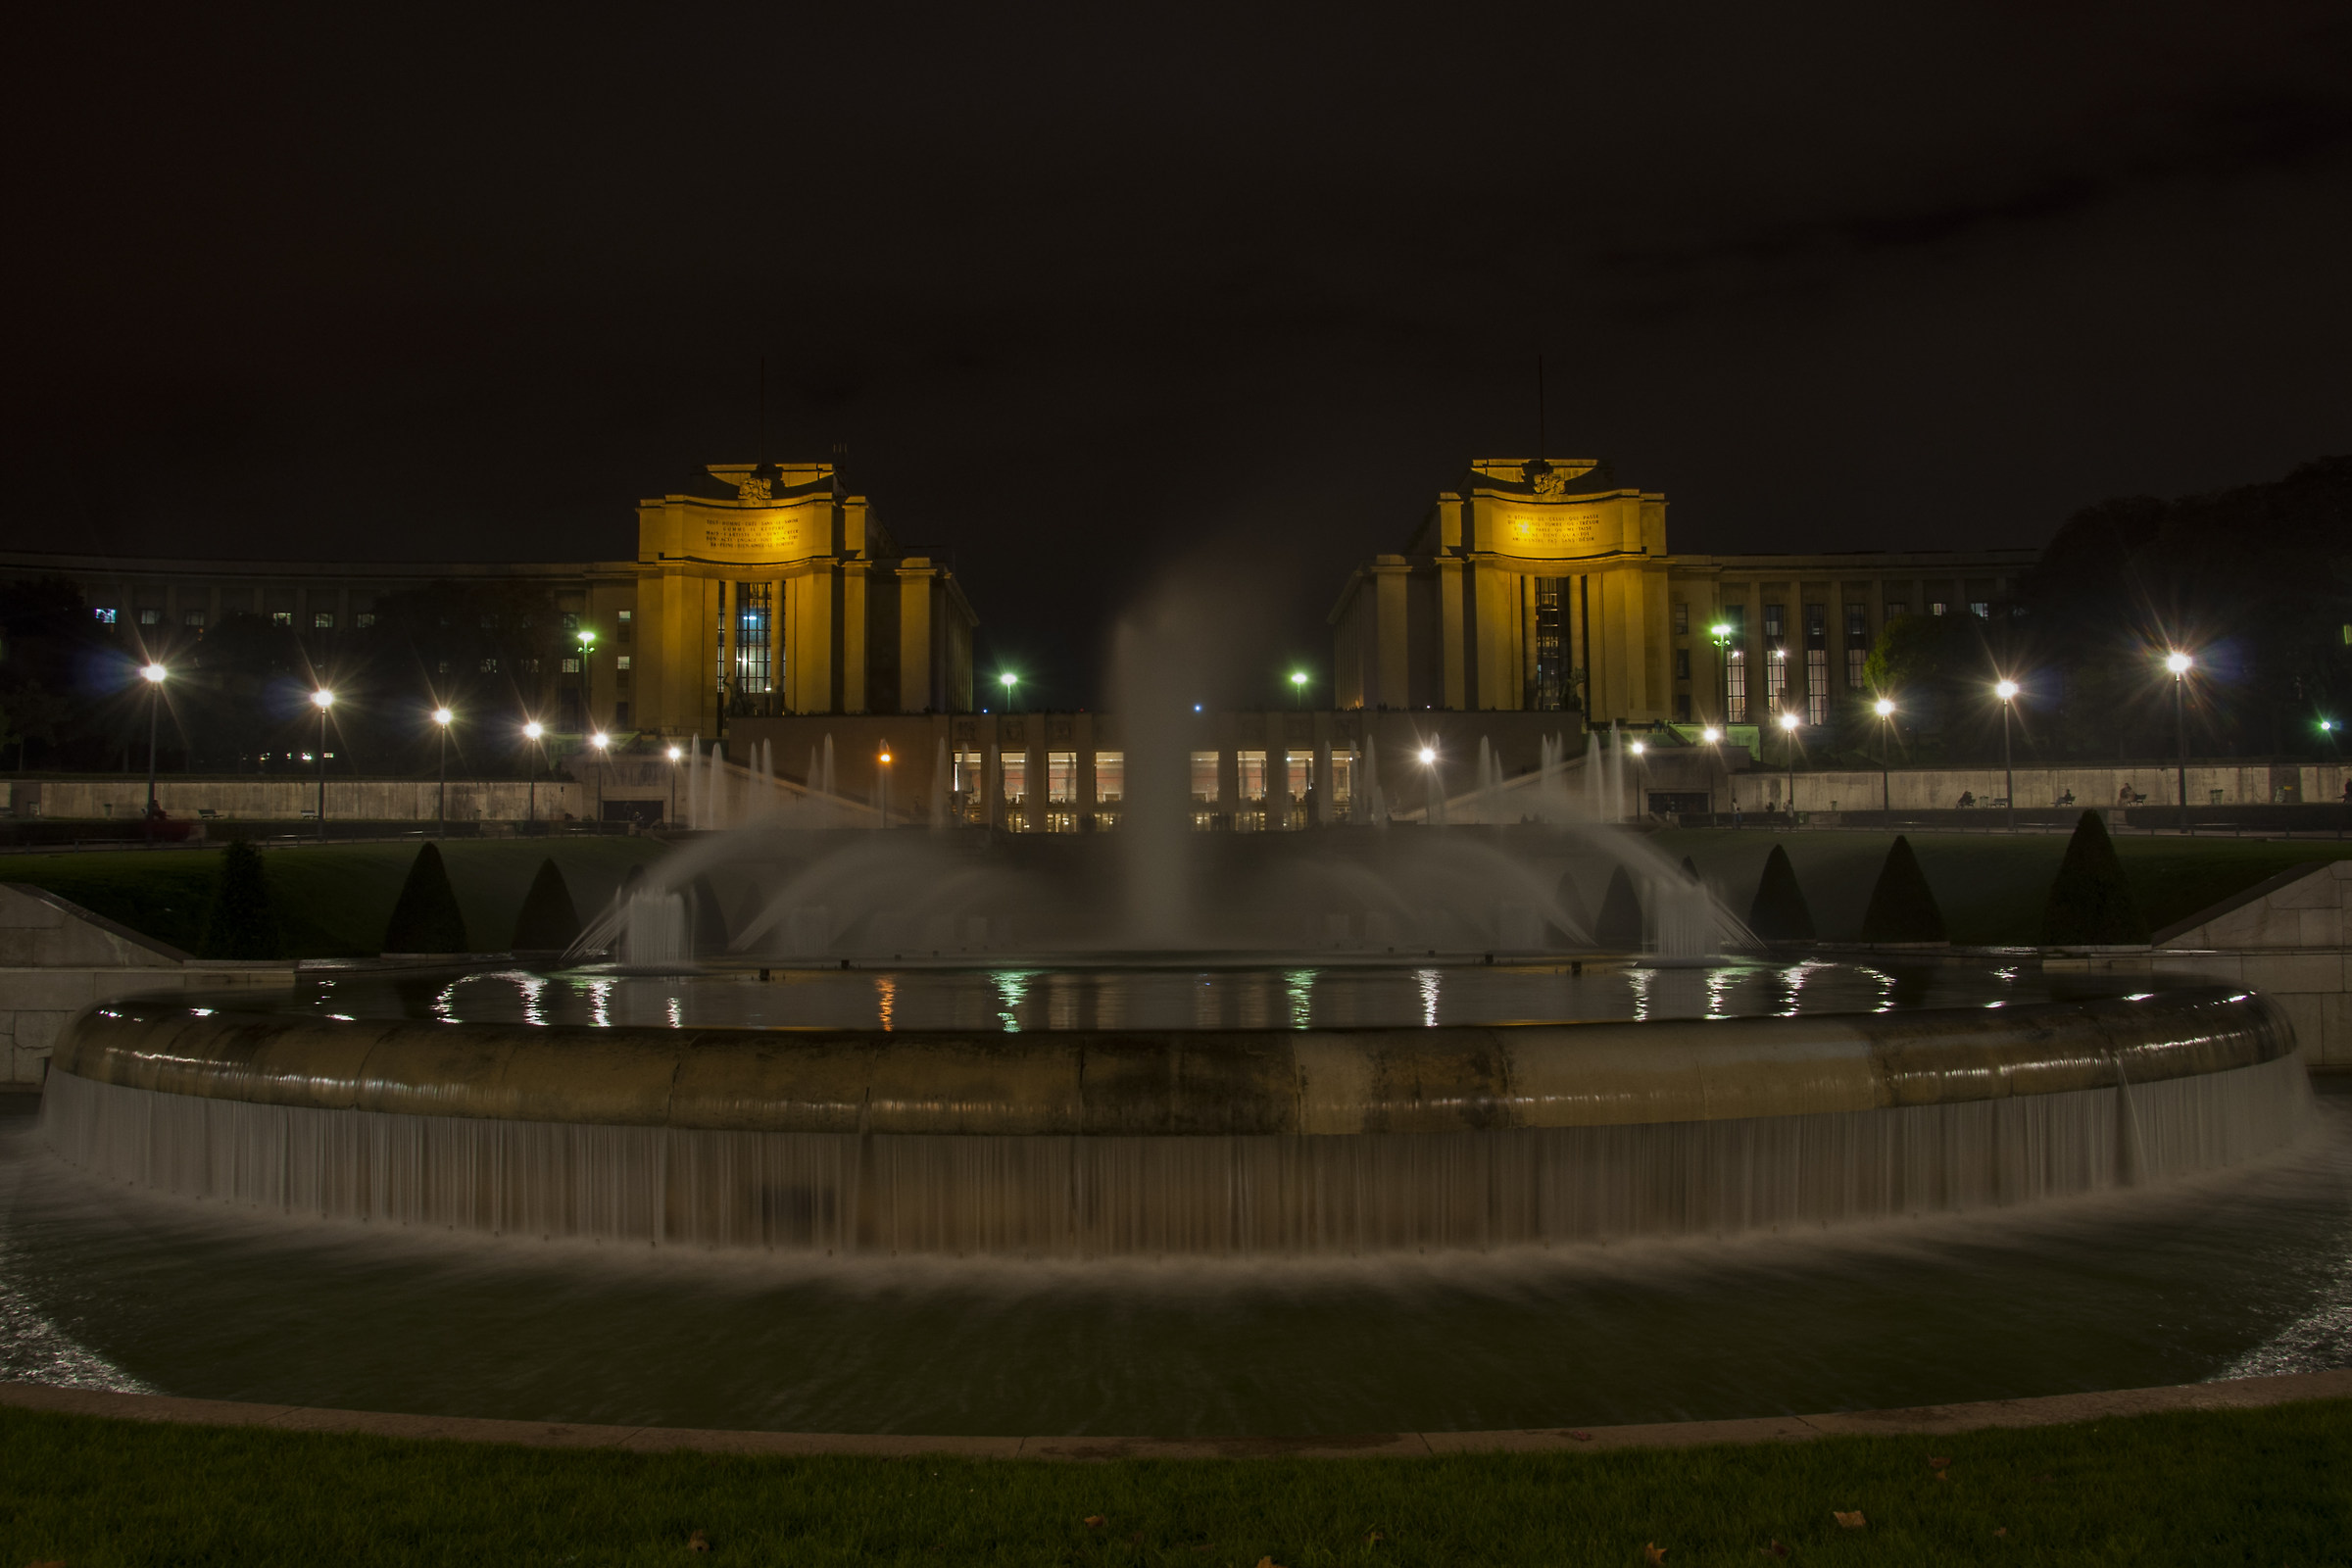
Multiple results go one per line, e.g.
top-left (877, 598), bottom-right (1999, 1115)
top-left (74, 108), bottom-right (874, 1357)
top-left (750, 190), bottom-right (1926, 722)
top-left (1290, 670), bottom-right (1308, 710)
top-left (1994, 678), bottom-right (2020, 833)
top-left (1418, 745), bottom-right (1441, 826)
top-left (665, 744), bottom-right (683, 827)
top-left (1628, 738), bottom-right (1648, 821)
top-left (589, 730), bottom-right (610, 822)
top-left (431, 706), bottom-right (454, 838)
top-left (1700, 724), bottom-right (1723, 817)
top-left (523, 720), bottom-right (545, 828)
top-left (1874, 696), bottom-right (1896, 813)
top-left (877, 745), bottom-right (894, 823)
top-left (310, 688), bottom-right (335, 839)
top-left (1778, 710), bottom-right (1799, 816)
top-left (1709, 620), bottom-right (1734, 729)
top-left (999, 671), bottom-right (1018, 712)
top-left (2165, 650), bottom-right (2193, 834)
top-left (139, 662), bottom-right (167, 822)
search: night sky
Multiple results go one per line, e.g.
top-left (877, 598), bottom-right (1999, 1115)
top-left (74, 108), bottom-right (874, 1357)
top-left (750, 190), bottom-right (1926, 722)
top-left (8, 6), bottom-right (2351, 707)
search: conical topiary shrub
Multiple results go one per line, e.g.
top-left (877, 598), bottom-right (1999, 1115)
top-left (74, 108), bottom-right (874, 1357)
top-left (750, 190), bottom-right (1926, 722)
top-left (1593, 865), bottom-right (1645, 949)
top-left (512, 858), bottom-right (581, 953)
top-left (383, 843), bottom-right (469, 954)
top-left (1860, 835), bottom-right (1947, 943)
top-left (1681, 856), bottom-right (1702, 884)
top-left (1746, 843), bottom-right (1817, 941)
top-left (201, 840), bottom-right (280, 959)
top-left (2041, 809), bottom-right (2148, 945)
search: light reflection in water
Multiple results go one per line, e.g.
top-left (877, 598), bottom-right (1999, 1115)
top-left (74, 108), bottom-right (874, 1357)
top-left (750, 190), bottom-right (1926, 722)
top-left (1416, 969), bottom-right (1441, 1027)
top-left (875, 976), bottom-right (896, 1032)
top-left (995, 971), bottom-right (1032, 1033)
top-left (586, 979), bottom-right (612, 1029)
top-left (1626, 965), bottom-right (1650, 1021)
top-left (1286, 970), bottom-right (1315, 1030)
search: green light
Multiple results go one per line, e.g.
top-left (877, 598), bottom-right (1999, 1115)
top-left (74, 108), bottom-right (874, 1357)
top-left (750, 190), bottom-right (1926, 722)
top-left (1290, 672), bottom-right (1307, 685)
top-left (577, 629), bottom-right (596, 646)
top-left (1000, 672), bottom-right (1017, 689)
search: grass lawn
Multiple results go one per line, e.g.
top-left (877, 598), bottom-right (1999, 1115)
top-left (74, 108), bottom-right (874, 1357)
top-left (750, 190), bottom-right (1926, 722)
top-left (0, 837), bottom-right (669, 958)
top-left (1652, 828), bottom-right (2352, 945)
top-left (1, 1401), bottom-right (2347, 1565)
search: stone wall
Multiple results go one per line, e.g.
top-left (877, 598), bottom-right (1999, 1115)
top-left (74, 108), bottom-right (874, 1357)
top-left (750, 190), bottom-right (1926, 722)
top-left (0, 883), bottom-right (293, 1085)
top-left (1727, 761), bottom-right (2347, 816)
top-left (2149, 860), bottom-right (2352, 1067)
top-left (4, 777), bottom-right (597, 822)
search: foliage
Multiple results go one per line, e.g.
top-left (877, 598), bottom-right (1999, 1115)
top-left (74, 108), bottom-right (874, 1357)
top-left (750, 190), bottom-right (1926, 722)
top-left (1746, 844), bottom-right (1816, 941)
top-left (3, 1399), bottom-right (2351, 1566)
top-left (1859, 835), bottom-right (1947, 943)
top-left (200, 840), bottom-right (281, 959)
top-left (382, 844), bottom-right (470, 954)
top-left (2040, 811), bottom-right (2150, 945)
top-left (512, 857), bottom-right (581, 952)
top-left (1594, 864), bottom-right (1643, 948)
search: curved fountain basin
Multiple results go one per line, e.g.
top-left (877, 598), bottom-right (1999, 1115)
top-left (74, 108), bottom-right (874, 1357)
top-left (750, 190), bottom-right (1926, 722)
top-left (41, 989), bottom-right (2310, 1257)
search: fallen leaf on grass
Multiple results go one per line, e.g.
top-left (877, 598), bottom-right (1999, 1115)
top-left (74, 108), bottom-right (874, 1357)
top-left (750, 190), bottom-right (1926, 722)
top-left (1833, 1510), bottom-right (1867, 1530)
top-left (1935, 1470), bottom-right (1950, 1482)
top-left (1644, 1544), bottom-right (1668, 1564)
top-left (687, 1530), bottom-right (711, 1553)
top-left (1083, 1516), bottom-right (1106, 1530)
top-left (1994, 1527), bottom-right (2009, 1539)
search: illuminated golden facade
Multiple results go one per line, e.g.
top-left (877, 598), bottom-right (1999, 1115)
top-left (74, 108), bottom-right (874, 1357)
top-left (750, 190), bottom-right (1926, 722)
top-left (1331, 458), bottom-right (2038, 730)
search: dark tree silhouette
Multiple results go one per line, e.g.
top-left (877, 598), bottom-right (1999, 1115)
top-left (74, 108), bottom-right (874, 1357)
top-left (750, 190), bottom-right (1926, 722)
top-left (201, 840), bottom-right (281, 959)
top-left (1860, 835), bottom-right (1947, 944)
top-left (2040, 810), bottom-right (2148, 944)
top-left (1746, 844), bottom-right (1817, 941)
top-left (383, 843), bottom-right (470, 954)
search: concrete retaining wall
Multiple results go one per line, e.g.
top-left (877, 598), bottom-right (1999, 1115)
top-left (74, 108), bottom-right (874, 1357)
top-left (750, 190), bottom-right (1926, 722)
top-left (0, 884), bottom-right (293, 1085)
top-left (5, 777), bottom-right (594, 823)
top-left (1724, 762), bottom-right (2347, 816)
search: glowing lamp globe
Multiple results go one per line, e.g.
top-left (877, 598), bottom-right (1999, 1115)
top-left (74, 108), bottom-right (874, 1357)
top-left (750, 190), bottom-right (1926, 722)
top-left (310, 688), bottom-right (335, 710)
top-left (431, 707), bottom-right (454, 726)
top-left (1628, 741), bottom-right (1645, 757)
top-left (523, 721), bottom-right (544, 741)
top-left (140, 662), bottom-right (167, 684)
top-left (590, 732), bottom-right (609, 751)
top-left (1874, 698), bottom-right (1895, 717)
top-left (1779, 712), bottom-right (1799, 732)
top-left (1995, 679), bottom-right (2020, 702)
top-left (665, 746), bottom-right (683, 761)
top-left (1418, 747), bottom-right (1436, 764)
top-left (2165, 651), bottom-right (2192, 676)
top-left (1701, 726), bottom-right (1722, 744)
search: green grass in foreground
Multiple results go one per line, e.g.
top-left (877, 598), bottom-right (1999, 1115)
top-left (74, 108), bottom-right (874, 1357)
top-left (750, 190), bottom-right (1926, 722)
top-left (1654, 829), bottom-right (2352, 945)
top-left (2, 1401), bottom-right (2348, 1566)
top-left (0, 837), bottom-right (667, 957)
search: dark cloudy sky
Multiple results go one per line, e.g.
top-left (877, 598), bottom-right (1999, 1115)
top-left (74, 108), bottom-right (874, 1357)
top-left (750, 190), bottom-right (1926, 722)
top-left (8, 4), bottom-right (2351, 706)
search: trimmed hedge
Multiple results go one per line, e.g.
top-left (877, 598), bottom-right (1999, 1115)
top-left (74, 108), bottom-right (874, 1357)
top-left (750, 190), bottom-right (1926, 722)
top-left (1593, 865), bottom-right (1644, 949)
top-left (512, 858), bottom-right (581, 952)
top-left (1745, 844), bottom-right (1816, 941)
top-left (200, 840), bottom-right (280, 959)
top-left (2041, 809), bottom-right (2150, 944)
top-left (382, 843), bottom-right (469, 955)
top-left (1860, 834), bottom-right (1947, 943)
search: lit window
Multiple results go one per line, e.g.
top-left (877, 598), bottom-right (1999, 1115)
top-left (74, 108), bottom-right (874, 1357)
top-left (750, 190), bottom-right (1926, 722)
top-left (1331, 749), bottom-right (1354, 808)
top-left (355, 612), bottom-right (375, 628)
top-left (1969, 601), bottom-right (1989, 618)
top-left (1726, 652), bottom-right (1747, 722)
top-left (1806, 650), bottom-right (1829, 723)
top-left (562, 657), bottom-right (581, 673)
top-left (138, 608), bottom-right (161, 626)
top-left (1001, 752), bottom-right (1027, 804)
top-left (183, 611), bottom-right (206, 628)
top-left (615, 655), bottom-right (631, 670)
top-left (1803, 603), bottom-right (1825, 641)
top-left (1766, 656), bottom-right (1787, 707)
top-left (1846, 648), bottom-right (1867, 689)
top-left (480, 658), bottom-right (499, 673)
top-left (1845, 604), bottom-right (1867, 639)
top-left (313, 611), bottom-right (334, 629)
top-left (1190, 751), bottom-right (1219, 803)
top-left (271, 612), bottom-right (292, 626)
top-left (1235, 750), bottom-right (1267, 803)
top-left (1093, 751), bottom-right (1124, 802)
top-left (92, 608), bottom-right (118, 624)
top-left (1286, 752), bottom-right (1311, 800)
top-left (1048, 751), bottom-right (1077, 803)
top-left (1763, 603), bottom-right (1784, 640)
top-left (1930, 602), bottom-right (1947, 616)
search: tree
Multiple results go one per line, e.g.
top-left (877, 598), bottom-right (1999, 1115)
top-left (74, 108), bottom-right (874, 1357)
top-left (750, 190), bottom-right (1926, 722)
top-left (1594, 864), bottom-right (1644, 949)
top-left (1859, 835), bottom-right (1947, 944)
top-left (383, 843), bottom-right (470, 954)
top-left (201, 841), bottom-right (281, 959)
top-left (1746, 844), bottom-right (1816, 941)
top-left (512, 858), bottom-right (581, 952)
top-left (2040, 810), bottom-right (2148, 944)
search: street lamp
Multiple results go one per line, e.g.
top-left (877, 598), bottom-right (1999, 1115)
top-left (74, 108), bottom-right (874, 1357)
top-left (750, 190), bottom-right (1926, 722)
top-left (878, 746), bottom-right (893, 822)
top-left (1778, 710), bottom-right (1799, 817)
top-left (1290, 670), bottom-right (1309, 710)
top-left (431, 706), bottom-right (455, 838)
top-left (310, 687), bottom-right (336, 840)
top-left (999, 671), bottom-right (1018, 712)
top-left (2164, 650), bottom-right (2193, 835)
top-left (1993, 678), bottom-right (2020, 834)
top-left (1873, 696), bottom-right (1896, 814)
top-left (1699, 724), bottom-right (1723, 818)
top-left (523, 719), bottom-right (545, 828)
top-left (1628, 739), bottom-right (1647, 821)
top-left (665, 743), bottom-right (683, 826)
top-left (139, 662), bottom-right (167, 823)
top-left (589, 730), bottom-right (610, 824)
top-left (1418, 745), bottom-right (1442, 826)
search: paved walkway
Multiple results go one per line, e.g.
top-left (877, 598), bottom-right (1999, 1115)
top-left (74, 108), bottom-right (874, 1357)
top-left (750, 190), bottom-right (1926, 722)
top-left (4, 1370), bottom-right (2347, 1461)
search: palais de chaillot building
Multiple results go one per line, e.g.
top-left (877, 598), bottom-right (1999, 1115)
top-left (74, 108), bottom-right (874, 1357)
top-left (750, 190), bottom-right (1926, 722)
top-left (0, 457), bottom-right (2027, 825)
